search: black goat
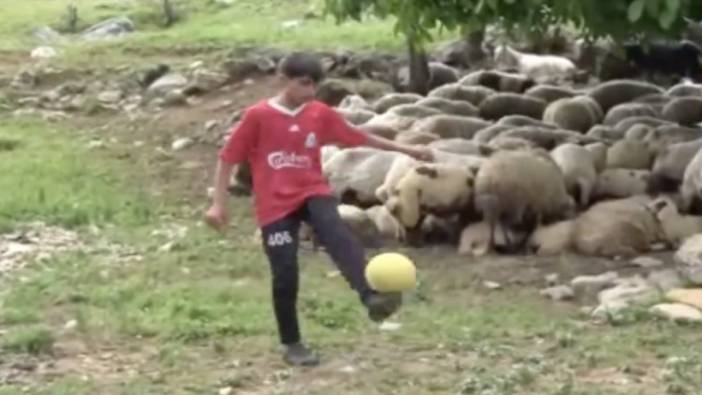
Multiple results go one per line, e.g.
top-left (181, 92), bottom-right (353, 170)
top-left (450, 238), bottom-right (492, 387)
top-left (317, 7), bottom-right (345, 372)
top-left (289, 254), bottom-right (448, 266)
top-left (623, 40), bottom-right (702, 81)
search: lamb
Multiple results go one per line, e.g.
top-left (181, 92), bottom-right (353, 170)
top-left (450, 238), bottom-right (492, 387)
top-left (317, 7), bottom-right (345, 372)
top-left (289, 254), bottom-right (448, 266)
top-left (526, 220), bottom-right (575, 256)
top-left (542, 96), bottom-right (603, 133)
top-left (474, 149), bottom-right (575, 253)
top-left (524, 84), bottom-right (576, 104)
top-left (606, 138), bottom-right (654, 170)
top-left (372, 93), bottom-right (423, 114)
top-left (603, 103), bottom-right (658, 126)
top-left (572, 196), bottom-right (665, 258)
top-left (550, 143), bottom-right (598, 207)
top-left (584, 142), bottom-right (609, 174)
top-left (458, 69), bottom-right (535, 93)
top-left (587, 79), bottom-right (665, 113)
top-left (592, 169), bottom-right (650, 200)
top-left (366, 205), bottom-right (406, 243)
top-left (323, 147), bottom-right (404, 206)
top-left (648, 196), bottom-right (702, 247)
top-left (384, 163), bottom-right (476, 229)
top-left (410, 114), bottom-right (491, 139)
top-left (427, 83), bottom-right (495, 106)
top-left (493, 44), bottom-right (577, 84)
top-left (416, 97), bottom-right (479, 117)
top-left (662, 97), bottom-right (702, 126)
top-left (648, 138), bottom-right (702, 193)
top-left (623, 40), bottom-right (702, 81)
top-left (680, 147), bottom-right (702, 213)
top-left (478, 93), bottom-right (547, 120)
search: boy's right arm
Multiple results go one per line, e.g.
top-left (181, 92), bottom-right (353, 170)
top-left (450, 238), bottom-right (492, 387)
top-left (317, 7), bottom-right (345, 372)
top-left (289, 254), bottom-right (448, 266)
top-left (205, 108), bottom-right (259, 233)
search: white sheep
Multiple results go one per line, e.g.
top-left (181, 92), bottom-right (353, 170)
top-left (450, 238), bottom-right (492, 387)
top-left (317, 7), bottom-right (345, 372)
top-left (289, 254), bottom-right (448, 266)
top-left (550, 143), bottom-right (598, 207)
top-left (592, 169), bottom-right (650, 201)
top-left (493, 44), bottom-right (577, 84)
top-left (648, 196), bottom-right (702, 247)
top-left (649, 138), bottom-right (702, 193)
top-left (366, 205), bottom-right (406, 243)
top-left (680, 147), bottom-right (702, 213)
top-left (527, 219), bottom-right (575, 256)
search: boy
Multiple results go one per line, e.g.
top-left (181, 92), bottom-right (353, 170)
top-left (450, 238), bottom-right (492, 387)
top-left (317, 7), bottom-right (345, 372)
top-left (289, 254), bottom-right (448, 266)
top-left (204, 52), bottom-right (432, 367)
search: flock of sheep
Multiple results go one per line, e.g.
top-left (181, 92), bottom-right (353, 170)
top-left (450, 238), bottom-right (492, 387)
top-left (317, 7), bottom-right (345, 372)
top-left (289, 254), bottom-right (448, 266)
top-left (309, 43), bottom-right (702, 259)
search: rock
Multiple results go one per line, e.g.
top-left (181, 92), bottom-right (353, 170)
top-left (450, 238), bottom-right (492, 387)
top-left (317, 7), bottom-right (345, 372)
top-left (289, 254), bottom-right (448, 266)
top-left (171, 138), bottom-right (193, 151)
top-left (17, 97), bottom-right (41, 107)
top-left (184, 68), bottom-right (229, 94)
top-left (650, 303), bottom-right (702, 322)
top-left (545, 273), bottom-right (560, 286)
top-left (674, 234), bottom-right (702, 285)
top-left (647, 269), bottom-right (686, 292)
top-left (11, 69), bottom-right (37, 89)
top-left (571, 271), bottom-right (619, 296)
top-left (88, 140), bottom-right (106, 149)
top-left (148, 73), bottom-right (188, 94)
top-left (30, 46), bottom-right (57, 59)
top-left (32, 26), bottom-right (63, 43)
top-left (218, 387), bottom-right (233, 395)
top-left (162, 89), bottom-right (187, 106)
top-left (65, 95), bottom-right (86, 112)
top-left (594, 276), bottom-right (659, 315)
top-left (630, 256), bottom-right (664, 268)
top-left (64, 319), bottom-right (78, 330)
top-left (81, 16), bottom-right (135, 41)
top-left (316, 79), bottom-right (354, 107)
top-left (205, 120), bottom-right (220, 132)
top-left (666, 288), bottom-right (702, 310)
top-left (97, 90), bottom-right (123, 104)
top-left (281, 20), bottom-right (303, 30)
top-left (483, 281), bottom-right (501, 290)
top-left (379, 321), bottom-right (402, 331)
top-left (540, 285), bottom-right (575, 301)
top-left (214, 0), bottom-right (235, 7)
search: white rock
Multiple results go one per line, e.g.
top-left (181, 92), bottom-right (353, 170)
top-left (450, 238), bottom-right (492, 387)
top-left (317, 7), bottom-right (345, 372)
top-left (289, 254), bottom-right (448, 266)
top-left (596, 276), bottom-right (659, 312)
top-left (483, 281), bottom-right (501, 290)
top-left (187, 68), bottom-right (228, 92)
top-left (205, 120), bottom-right (220, 132)
top-left (88, 140), bottom-right (106, 149)
top-left (97, 90), bottom-right (123, 104)
top-left (650, 303), bottom-right (702, 322)
top-left (64, 319), bottom-right (78, 330)
top-left (630, 256), bottom-right (664, 268)
top-left (540, 285), bottom-right (575, 301)
top-left (281, 20), bottom-right (303, 29)
top-left (81, 16), bottom-right (135, 41)
top-left (379, 321), bottom-right (402, 331)
top-left (571, 271), bottom-right (619, 294)
top-left (674, 234), bottom-right (702, 285)
top-left (171, 138), bottom-right (193, 151)
top-left (339, 365), bottom-right (356, 374)
top-left (30, 46), bottom-right (57, 59)
top-left (218, 387), bottom-right (233, 395)
top-left (163, 89), bottom-right (187, 106)
top-left (148, 73), bottom-right (188, 94)
top-left (189, 60), bottom-right (204, 70)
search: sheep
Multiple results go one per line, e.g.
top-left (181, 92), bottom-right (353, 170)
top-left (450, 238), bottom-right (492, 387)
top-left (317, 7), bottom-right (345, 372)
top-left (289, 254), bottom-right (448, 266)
top-left (364, 111), bottom-right (418, 134)
top-left (667, 82), bottom-right (702, 97)
top-left (428, 83), bottom-right (495, 106)
top-left (543, 96), bottom-right (603, 133)
top-left (550, 143), bottom-right (598, 207)
top-left (623, 40), bottom-right (702, 81)
top-left (393, 61), bottom-right (459, 93)
top-left (472, 124), bottom-right (513, 143)
top-left (572, 196), bottom-right (665, 258)
top-left (336, 108), bottom-right (376, 125)
top-left (587, 79), bottom-right (665, 113)
top-left (373, 93), bottom-right (423, 114)
top-left (416, 97), bottom-right (479, 117)
top-left (632, 93), bottom-right (671, 113)
top-left (662, 97), bottom-right (702, 126)
top-left (584, 142), bottom-right (608, 174)
top-left (321, 145), bottom-right (341, 166)
top-left (459, 69), bottom-right (535, 93)
top-left (474, 149), bottom-right (575, 253)
top-left (644, 124), bottom-right (702, 147)
top-left (366, 205), bottom-right (406, 243)
top-left (592, 169), bottom-right (650, 200)
top-left (387, 103), bottom-right (443, 118)
top-left (375, 154), bottom-right (418, 203)
top-left (680, 147), bottom-right (702, 213)
top-left (586, 125), bottom-right (625, 141)
top-left (648, 138), bottom-right (702, 193)
top-left (606, 138), bottom-right (654, 170)
top-left (410, 115), bottom-right (491, 139)
top-left (360, 123), bottom-right (400, 140)
top-left (624, 124), bottom-right (655, 140)
top-left (614, 115), bottom-right (673, 133)
top-left (526, 220), bottom-right (575, 256)
top-left (323, 147), bottom-right (404, 206)
top-left (487, 135), bottom-right (537, 151)
top-left (394, 130), bottom-right (440, 145)
top-left (458, 221), bottom-right (526, 256)
top-left (418, 214), bottom-right (464, 245)
top-left (493, 44), bottom-right (577, 84)
top-left (337, 204), bottom-right (382, 248)
top-left (603, 103), bottom-right (658, 126)
top-left (384, 163), bottom-right (476, 229)
top-left (478, 93), bottom-right (547, 120)
top-left (427, 138), bottom-right (492, 156)
top-left (338, 94), bottom-right (373, 112)
top-left (648, 196), bottom-right (702, 247)
top-left (500, 126), bottom-right (596, 150)
top-left (497, 114), bottom-right (558, 129)
top-left (524, 84), bottom-right (576, 104)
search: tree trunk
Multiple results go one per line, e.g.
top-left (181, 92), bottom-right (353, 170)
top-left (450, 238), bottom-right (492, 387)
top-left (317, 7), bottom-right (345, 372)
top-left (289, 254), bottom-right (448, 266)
top-left (407, 35), bottom-right (430, 95)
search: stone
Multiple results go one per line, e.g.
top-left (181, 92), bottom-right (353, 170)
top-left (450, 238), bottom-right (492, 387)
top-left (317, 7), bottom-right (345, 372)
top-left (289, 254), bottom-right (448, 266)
top-left (650, 303), bottom-right (702, 322)
top-left (148, 73), bottom-right (188, 94)
top-left (162, 89), bottom-right (187, 106)
top-left (595, 276), bottom-right (659, 313)
top-left (666, 288), bottom-right (702, 310)
top-left (630, 256), bottom-right (664, 268)
top-left (30, 46), bottom-right (57, 59)
top-left (97, 90), bottom-right (123, 104)
top-left (674, 234), bottom-right (702, 285)
top-left (32, 26), bottom-right (63, 43)
top-left (205, 120), bottom-right (220, 132)
top-left (281, 20), bottom-right (303, 29)
top-left (540, 285), bottom-right (575, 301)
top-left (171, 138), bottom-right (193, 151)
top-left (483, 281), bottom-right (501, 290)
top-left (647, 269), bottom-right (687, 292)
top-left (379, 321), bottom-right (402, 331)
top-left (81, 16), bottom-right (135, 41)
top-left (184, 68), bottom-right (229, 94)
top-left (571, 271), bottom-right (619, 295)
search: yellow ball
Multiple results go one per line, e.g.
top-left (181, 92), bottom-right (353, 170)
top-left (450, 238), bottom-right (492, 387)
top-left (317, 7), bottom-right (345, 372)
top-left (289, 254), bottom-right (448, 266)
top-left (365, 252), bottom-right (417, 292)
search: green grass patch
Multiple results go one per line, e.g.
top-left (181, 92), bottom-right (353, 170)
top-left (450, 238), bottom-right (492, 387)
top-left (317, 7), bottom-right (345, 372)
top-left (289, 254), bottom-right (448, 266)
top-left (2, 325), bottom-right (55, 355)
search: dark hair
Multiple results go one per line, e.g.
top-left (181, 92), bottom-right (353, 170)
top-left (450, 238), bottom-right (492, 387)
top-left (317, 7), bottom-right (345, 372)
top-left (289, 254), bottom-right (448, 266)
top-left (278, 52), bottom-right (324, 83)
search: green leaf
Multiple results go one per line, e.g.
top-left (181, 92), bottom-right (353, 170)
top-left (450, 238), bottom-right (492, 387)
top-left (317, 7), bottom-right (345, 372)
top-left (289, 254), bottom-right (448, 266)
top-left (628, 0), bottom-right (646, 22)
top-left (659, 0), bottom-right (680, 29)
top-left (645, 0), bottom-right (660, 18)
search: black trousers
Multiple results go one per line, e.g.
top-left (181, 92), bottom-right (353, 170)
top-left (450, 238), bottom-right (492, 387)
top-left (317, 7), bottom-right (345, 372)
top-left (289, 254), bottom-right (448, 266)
top-left (260, 195), bottom-right (374, 345)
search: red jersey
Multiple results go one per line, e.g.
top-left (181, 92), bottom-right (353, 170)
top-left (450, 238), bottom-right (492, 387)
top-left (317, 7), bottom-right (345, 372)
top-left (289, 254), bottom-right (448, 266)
top-left (219, 98), bottom-right (369, 227)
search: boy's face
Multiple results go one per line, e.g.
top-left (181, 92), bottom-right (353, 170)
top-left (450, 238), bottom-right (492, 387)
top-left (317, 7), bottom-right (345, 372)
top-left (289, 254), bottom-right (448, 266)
top-left (282, 75), bottom-right (317, 105)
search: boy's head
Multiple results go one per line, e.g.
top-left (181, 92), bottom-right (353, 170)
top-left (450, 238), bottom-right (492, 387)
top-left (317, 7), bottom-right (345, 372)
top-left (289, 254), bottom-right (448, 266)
top-left (277, 52), bottom-right (324, 106)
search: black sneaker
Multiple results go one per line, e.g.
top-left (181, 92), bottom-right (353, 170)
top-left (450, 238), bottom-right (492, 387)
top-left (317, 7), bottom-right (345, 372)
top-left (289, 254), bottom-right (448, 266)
top-left (364, 292), bottom-right (403, 322)
top-left (282, 343), bottom-right (320, 367)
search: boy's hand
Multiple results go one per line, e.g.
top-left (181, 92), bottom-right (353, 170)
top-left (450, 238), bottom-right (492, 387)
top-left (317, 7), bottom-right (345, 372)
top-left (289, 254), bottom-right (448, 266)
top-left (204, 204), bottom-right (229, 233)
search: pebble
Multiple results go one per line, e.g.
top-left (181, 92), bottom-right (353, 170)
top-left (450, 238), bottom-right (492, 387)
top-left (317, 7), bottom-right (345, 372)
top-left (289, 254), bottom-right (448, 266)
top-left (171, 137), bottom-right (193, 151)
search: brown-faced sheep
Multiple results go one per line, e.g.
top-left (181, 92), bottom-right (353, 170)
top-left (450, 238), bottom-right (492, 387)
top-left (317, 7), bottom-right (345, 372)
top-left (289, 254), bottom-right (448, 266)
top-left (662, 97), bottom-right (702, 126)
top-left (606, 138), bottom-right (654, 169)
top-left (649, 138), bottom-right (702, 193)
top-left (459, 69), bottom-right (536, 93)
top-left (416, 97), bottom-right (479, 117)
top-left (603, 103), bottom-right (658, 126)
top-left (411, 115), bottom-right (492, 139)
top-left (479, 93), bottom-right (547, 120)
top-left (551, 143), bottom-right (598, 207)
top-left (373, 93), bottom-right (423, 114)
top-left (474, 149), bottom-right (575, 253)
top-left (593, 169), bottom-right (651, 200)
top-left (543, 96), bottom-right (603, 133)
top-left (524, 84), bottom-right (576, 104)
top-left (572, 196), bottom-right (665, 258)
top-left (587, 79), bottom-right (665, 113)
top-left (427, 83), bottom-right (495, 106)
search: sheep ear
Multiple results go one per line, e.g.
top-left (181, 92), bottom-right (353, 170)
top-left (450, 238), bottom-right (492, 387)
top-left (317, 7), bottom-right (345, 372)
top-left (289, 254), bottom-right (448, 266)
top-left (649, 198), bottom-right (668, 213)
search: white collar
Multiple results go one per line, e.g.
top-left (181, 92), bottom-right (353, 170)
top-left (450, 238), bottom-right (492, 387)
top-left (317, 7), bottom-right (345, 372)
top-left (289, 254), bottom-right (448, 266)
top-left (268, 97), bottom-right (307, 117)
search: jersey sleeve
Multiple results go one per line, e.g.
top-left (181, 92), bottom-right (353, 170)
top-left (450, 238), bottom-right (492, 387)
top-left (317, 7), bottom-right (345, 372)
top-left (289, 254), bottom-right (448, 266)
top-left (321, 105), bottom-right (369, 147)
top-left (219, 107), bottom-right (259, 164)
